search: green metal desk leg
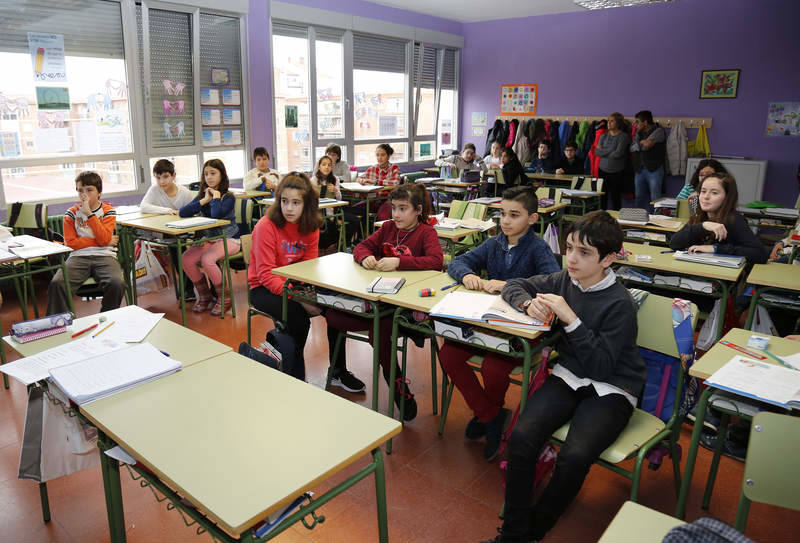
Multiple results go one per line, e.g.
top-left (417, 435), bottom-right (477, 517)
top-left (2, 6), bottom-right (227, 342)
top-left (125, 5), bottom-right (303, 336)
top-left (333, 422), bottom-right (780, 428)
top-left (99, 433), bottom-right (127, 543)
top-left (371, 306), bottom-right (381, 412)
top-left (744, 286), bottom-right (761, 330)
top-left (715, 282), bottom-right (729, 341)
top-left (60, 257), bottom-right (75, 315)
top-left (373, 447), bottom-right (389, 543)
top-left (176, 238), bottom-right (187, 326)
top-left (1, 329), bottom-right (8, 389)
top-left (519, 340), bottom-right (532, 412)
top-left (675, 385), bottom-right (713, 519)
top-left (337, 208), bottom-right (346, 252)
top-left (386, 307), bottom-right (402, 453)
top-left (281, 279), bottom-right (289, 323)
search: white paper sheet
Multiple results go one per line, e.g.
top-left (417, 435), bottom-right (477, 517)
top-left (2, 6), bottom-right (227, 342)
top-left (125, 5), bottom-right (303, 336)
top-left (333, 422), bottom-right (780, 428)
top-left (102, 305), bottom-right (164, 343)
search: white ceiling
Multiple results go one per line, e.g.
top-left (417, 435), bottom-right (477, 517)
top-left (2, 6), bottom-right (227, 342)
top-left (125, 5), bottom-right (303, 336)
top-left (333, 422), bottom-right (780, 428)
top-left (367, 0), bottom-right (587, 23)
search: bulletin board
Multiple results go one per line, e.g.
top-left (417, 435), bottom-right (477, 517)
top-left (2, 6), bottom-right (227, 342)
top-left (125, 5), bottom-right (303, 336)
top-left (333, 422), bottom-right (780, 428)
top-left (500, 84), bottom-right (537, 116)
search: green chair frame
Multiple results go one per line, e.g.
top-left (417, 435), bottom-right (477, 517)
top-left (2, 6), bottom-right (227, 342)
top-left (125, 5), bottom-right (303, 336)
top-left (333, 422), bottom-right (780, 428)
top-left (2, 202), bottom-right (52, 319)
top-left (241, 234), bottom-right (276, 344)
top-left (563, 176), bottom-right (603, 221)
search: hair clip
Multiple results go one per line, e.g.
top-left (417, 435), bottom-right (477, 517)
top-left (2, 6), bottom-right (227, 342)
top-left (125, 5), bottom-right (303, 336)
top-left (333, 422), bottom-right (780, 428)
top-left (162, 80), bottom-right (186, 96)
top-left (163, 121), bottom-right (185, 138)
top-left (162, 99), bottom-right (185, 115)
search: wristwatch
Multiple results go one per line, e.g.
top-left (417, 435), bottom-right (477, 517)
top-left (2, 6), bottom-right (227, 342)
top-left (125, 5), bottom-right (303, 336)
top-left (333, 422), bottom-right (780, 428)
top-left (520, 299), bottom-right (533, 311)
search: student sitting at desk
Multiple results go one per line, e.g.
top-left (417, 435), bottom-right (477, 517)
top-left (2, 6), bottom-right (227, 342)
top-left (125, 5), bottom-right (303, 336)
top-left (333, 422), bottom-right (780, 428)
top-left (179, 159), bottom-right (240, 316)
top-left (246, 173), bottom-right (322, 381)
top-left (435, 142), bottom-right (488, 174)
top-left (675, 158), bottom-right (728, 215)
top-left (441, 186), bottom-right (560, 460)
top-left (47, 171), bottom-right (125, 315)
top-left (326, 143), bottom-right (351, 181)
top-left (141, 159), bottom-right (194, 215)
top-left (325, 184), bottom-right (443, 419)
top-left (484, 141), bottom-right (503, 170)
top-left (554, 141), bottom-right (584, 175)
top-left (310, 155), bottom-right (343, 252)
top-left (528, 141), bottom-right (555, 174)
top-left (501, 147), bottom-right (525, 187)
top-left (669, 172), bottom-right (768, 264)
top-left (481, 211), bottom-right (644, 543)
top-left (358, 143), bottom-right (401, 186)
top-left (243, 147), bottom-right (280, 191)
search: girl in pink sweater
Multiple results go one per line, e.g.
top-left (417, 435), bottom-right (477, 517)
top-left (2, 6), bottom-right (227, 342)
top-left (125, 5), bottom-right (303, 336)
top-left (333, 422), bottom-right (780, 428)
top-left (247, 173), bottom-right (323, 380)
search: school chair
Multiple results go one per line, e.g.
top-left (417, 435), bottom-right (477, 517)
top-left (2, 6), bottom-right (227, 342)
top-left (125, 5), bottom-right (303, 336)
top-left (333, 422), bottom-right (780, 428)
top-left (226, 199), bottom-right (254, 274)
top-left (549, 293), bottom-right (699, 503)
top-left (3, 202), bottom-right (51, 319)
top-left (734, 411), bottom-right (800, 534)
top-left (597, 501), bottom-right (685, 543)
top-left (401, 171), bottom-right (427, 183)
top-left (563, 176), bottom-right (603, 222)
top-left (676, 199), bottom-right (691, 219)
top-left (241, 234), bottom-right (276, 345)
top-left (535, 187), bottom-right (563, 204)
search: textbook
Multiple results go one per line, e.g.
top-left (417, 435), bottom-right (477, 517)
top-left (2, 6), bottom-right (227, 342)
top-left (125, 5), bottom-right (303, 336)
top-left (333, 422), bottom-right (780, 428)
top-left (165, 217), bottom-right (218, 228)
top-left (48, 343), bottom-right (182, 405)
top-left (616, 214), bottom-right (681, 229)
top-left (366, 276), bottom-right (406, 294)
top-left (673, 251), bottom-right (745, 269)
top-left (430, 291), bottom-right (555, 331)
top-left (705, 354), bottom-right (800, 410)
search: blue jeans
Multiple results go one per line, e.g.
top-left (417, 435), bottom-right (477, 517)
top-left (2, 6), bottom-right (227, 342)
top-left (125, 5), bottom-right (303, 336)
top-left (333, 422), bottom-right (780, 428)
top-left (634, 166), bottom-right (664, 211)
top-left (500, 375), bottom-right (633, 542)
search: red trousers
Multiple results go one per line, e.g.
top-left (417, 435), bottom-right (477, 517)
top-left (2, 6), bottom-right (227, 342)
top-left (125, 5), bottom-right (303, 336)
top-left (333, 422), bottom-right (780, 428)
top-left (439, 341), bottom-right (516, 422)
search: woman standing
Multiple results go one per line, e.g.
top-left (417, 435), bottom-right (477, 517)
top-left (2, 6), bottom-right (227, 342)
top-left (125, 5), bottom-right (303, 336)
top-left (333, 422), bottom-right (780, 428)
top-left (594, 112), bottom-right (631, 210)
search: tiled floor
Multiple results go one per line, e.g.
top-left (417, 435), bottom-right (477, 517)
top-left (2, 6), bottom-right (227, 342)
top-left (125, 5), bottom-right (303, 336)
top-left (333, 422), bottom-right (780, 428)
top-left (1, 273), bottom-right (797, 542)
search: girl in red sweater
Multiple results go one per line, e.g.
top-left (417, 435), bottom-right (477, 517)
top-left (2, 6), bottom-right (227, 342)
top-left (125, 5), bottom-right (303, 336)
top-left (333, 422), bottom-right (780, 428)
top-left (247, 173), bottom-right (323, 381)
top-left (325, 184), bottom-right (443, 420)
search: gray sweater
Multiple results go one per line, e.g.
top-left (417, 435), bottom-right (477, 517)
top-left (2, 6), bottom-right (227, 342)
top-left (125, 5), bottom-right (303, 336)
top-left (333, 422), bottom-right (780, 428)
top-left (502, 270), bottom-right (646, 397)
top-left (594, 131), bottom-right (631, 173)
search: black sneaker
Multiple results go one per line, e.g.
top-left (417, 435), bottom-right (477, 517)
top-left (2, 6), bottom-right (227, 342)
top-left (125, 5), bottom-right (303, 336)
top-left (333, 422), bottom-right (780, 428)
top-left (330, 369), bottom-right (366, 393)
top-left (465, 417), bottom-right (487, 440)
top-left (484, 408), bottom-right (511, 461)
top-left (394, 380), bottom-right (417, 422)
top-left (698, 427), bottom-right (747, 462)
top-left (685, 405), bottom-right (721, 432)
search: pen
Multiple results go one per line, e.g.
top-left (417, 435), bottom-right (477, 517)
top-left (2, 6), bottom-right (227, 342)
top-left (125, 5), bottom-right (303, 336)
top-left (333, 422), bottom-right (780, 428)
top-left (441, 282), bottom-right (459, 291)
top-left (763, 349), bottom-right (797, 370)
top-left (71, 323), bottom-right (98, 338)
top-left (720, 340), bottom-right (766, 360)
top-left (92, 320), bottom-right (116, 338)
top-left (660, 250), bottom-right (675, 254)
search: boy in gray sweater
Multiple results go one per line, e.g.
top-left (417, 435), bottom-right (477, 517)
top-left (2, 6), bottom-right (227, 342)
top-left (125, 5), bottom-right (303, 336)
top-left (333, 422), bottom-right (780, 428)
top-left (480, 210), bottom-right (645, 543)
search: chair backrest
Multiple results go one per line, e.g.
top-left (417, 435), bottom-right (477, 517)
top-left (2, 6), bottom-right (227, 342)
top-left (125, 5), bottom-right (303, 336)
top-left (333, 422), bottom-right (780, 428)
top-left (448, 199), bottom-right (468, 219)
top-left (676, 199), bottom-right (691, 219)
top-left (463, 202), bottom-right (487, 220)
top-left (536, 187), bottom-right (562, 205)
top-left (494, 170), bottom-right (506, 186)
top-left (8, 202), bottom-right (49, 238)
top-left (636, 293), bottom-right (698, 357)
top-left (240, 234), bottom-right (253, 266)
top-left (740, 411), bottom-right (800, 511)
top-left (572, 176), bottom-right (604, 192)
top-left (235, 199), bottom-right (254, 235)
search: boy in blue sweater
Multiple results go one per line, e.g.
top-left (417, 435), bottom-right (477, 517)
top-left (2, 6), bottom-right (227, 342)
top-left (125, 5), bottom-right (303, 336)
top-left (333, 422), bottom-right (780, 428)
top-left (441, 186), bottom-right (560, 460)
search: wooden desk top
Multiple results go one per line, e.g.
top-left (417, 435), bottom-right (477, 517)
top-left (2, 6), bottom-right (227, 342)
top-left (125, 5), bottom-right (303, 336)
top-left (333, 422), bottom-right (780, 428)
top-left (431, 180), bottom-right (484, 188)
top-left (746, 262), bottom-right (800, 290)
top-left (488, 202), bottom-right (568, 214)
top-left (3, 307), bottom-right (231, 366)
top-left (525, 172), bottom-right (574, 182)
top-left (116, 214), bottom-right (230, 234)
top-left (690, 328), bottom-right (800, 380)
top-left (272, 252), bottom-right (441, 301)
top-left (230, 189), bottom-right (271, 200)
top-left (598, 501), bottom-right (684, 543)
top-left (115, 211), bottom-right (159, 221)
top-left (379, 271), bottom-right (544, 340)
top-left (617, 242), bottom-right (744, 282)
top-left (608, 211), bottom-right (687, 233)
top-left (81, 352), bottom-right (401, 536)
top-left (257, 198), bottom-right (348, 210)
top-left (339, 183), bottom-right (391, 193)
top-left (434, 226), bottom-right (483, 240)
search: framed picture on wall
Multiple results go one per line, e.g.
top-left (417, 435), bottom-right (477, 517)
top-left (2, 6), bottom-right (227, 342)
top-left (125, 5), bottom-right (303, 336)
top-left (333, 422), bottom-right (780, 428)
top-left (699, 69), bottom-right (740, 99)
top-left (500, 84), bottom-right (537, 115)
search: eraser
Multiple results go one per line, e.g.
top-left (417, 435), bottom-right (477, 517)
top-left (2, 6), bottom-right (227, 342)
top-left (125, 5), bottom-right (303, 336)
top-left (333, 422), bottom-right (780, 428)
top-left (635, 255), bottom-right (653, 262)
top-left (99, 316), bottom-right (107, 323)
top-left (746, 335), bottom-right (769, 350)
top-left (418, 288), bottom-right (436, 297)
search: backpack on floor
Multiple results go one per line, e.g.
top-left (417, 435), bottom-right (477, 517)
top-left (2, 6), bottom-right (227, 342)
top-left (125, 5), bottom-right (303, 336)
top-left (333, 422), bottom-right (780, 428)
top-left (265, 321), bottom-right (299, 379)
top-left (663, 517), bottom-right (754, 543)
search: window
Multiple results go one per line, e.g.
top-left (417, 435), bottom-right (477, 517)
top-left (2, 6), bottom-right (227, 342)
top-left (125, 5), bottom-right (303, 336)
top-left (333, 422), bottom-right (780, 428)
top-left (270, 19), bottom-right (460, 170)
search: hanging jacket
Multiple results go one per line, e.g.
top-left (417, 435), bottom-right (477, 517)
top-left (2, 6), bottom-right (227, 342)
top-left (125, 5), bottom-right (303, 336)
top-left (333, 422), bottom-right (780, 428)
top-left (485, 119), bottom-right (504, 156)
top-left (575, 121), bottom-right (590, 150)
top-left (501, 121), bottom-right (510, 149)
top-left (505, 119), bottom-right (518, 148)
top-left (559, 120), bottom-right (570, 154)
top-left (513, 120), bottom-right (528, 162)
top-left (549, 121), bottom-right (561, 160)
top-left (687, 124), bottom-right (710, 157)
top-left (532, 119), bottom-right (546, 146)
top-left (588, 122), bottom-right (608, 178)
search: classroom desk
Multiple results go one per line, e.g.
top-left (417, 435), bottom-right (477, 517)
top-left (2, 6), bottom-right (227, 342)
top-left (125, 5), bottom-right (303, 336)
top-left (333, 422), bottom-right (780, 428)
top-left (614, 242), bottom-right (744, 342)
top-left (598, 501), bottom-right (684, 542)
top-left (82, 351), bottom-right (401, 543)
top-left (378, 271), bottom-right (560, 452)
top-left (743, 262), bottom-right (800, 329)
top-left (488, 202), bottom-right (568, 237)
top-left (434, 225), bottom-right (487, 260)
top-left (272, 252), bottom-right (440, 412)
top-left (230, 188), bottom-right (272, 200)
top-left (430, 179), bottom-right (485, 201)
top-left (674, 329), bottom-right (800, 519)
top-left (259, 199), bottom-right (349, 251)
top-left (525, 172), bottom-right (575, 187)
top-left (339, 183), bottom-right (390, 234)
top-left (115, 214), bottom-right (232, 325)
top-left (608, 210), bottom-right (687, 246)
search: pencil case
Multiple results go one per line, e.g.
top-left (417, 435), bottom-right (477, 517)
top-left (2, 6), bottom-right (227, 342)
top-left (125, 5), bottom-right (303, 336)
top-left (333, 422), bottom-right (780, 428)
top-left (10, 312), bottom-right (73, 343)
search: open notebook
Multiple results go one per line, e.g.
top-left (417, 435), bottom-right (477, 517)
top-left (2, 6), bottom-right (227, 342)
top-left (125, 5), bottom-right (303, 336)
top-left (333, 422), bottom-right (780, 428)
top-left (165, 217), bottom-right (218, 228)
top-left (674, 251), bottom-right (745, 268)
top-left (706, 354), bottom-right (800, 410)
top-left (430, 291), bottom-right (554, 331)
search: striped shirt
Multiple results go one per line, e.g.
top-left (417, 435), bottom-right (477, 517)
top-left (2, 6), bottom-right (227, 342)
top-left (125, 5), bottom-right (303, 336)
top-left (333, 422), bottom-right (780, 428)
top-left (64, 201), bottom-right (117, 258)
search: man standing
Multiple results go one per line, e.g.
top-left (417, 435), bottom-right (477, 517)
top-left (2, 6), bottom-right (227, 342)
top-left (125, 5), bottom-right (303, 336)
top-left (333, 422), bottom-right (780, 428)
top-left (631, 110), bottom-right (666, 211)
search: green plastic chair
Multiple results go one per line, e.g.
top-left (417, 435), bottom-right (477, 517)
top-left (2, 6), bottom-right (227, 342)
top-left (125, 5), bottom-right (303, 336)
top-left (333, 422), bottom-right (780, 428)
top-left (242, 234), bottom-right (275, 344)
top-left (563, 176), bottom-right (604, 221)
top-left (447, 199), bottom-right (469, 220)
top-left (549, 293), bottom-right (698, 503)
top-left (676, 199), bottom-right (691, 219)
top-left (734, 411), bottom-right (800, 534)
top-left (536, 187), bottom-right (563, 204)
top-left (2, 202), bottom-right (51, 319)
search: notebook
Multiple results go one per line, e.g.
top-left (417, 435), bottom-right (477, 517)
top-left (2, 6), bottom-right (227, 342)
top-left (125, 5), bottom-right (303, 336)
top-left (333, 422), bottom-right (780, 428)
top-left (366, 276), bottom-right (406, 294)
top-left (165, 217), bottom-right (218, 228)
top-left (705, 354), bottom-right (800, 410)
top-left (430, 291), bottom-right (555, 331)
top-left (673, 251), bottom-right (745, 268)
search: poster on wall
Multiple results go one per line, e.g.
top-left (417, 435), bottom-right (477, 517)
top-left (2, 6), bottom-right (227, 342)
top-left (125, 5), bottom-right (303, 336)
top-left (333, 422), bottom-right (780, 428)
top-left (200, 88), bottom-right (220, 105)
top-left (222, 129), bottom-right (241, 146)
top-left (419, 143), bottom-right (431, 157)
top-left (379, 116), bottom-right (397, 137)
top-left (222, 108), bottom-right (241, 125)
top-left (472, 126), bottom-right (485, 137)
top-left (96, 111), bottom-right (128, 153)
top-left (0, 131), bottom-right (20, 157)
top-left (222, 89), bottom-right (240, 106)
top-left (34, 127), bottom-right (71, 153)
top-left (202, 109), bottom-right (221, 126)
top-left (765, 102), bottom-right (800, 137)
top-left (202, 129), bottom-right (221, 147)
top-left (285, 105), bottom-right (298, 128)
top-left (28, 33), bottom-right (67, 82)
top-left (35, 86), bottom-right (70, 110)
top-left (500, 84), bottom-right (537, 116)
top-left (471, 112), bottom-right (487, 126)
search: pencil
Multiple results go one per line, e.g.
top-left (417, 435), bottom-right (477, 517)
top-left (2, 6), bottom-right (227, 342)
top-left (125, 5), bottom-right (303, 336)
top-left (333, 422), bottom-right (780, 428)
top-left (71, 323), bottom-right (98, 338)
top-left (92, 320), bottom-right (115, 338)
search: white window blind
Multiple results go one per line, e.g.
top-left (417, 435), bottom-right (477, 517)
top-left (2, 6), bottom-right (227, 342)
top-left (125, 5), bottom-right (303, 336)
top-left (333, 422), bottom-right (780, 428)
top-left (353, 34), bottom-right (405, 73)
top-left (441, 49), bottom-right (457, 91)
top-left (272, 21), bottom-right (307, 39)
top-left (0, 0), bottom-right (124, 58)
top-left (413, 43), bottom-right (437, 89)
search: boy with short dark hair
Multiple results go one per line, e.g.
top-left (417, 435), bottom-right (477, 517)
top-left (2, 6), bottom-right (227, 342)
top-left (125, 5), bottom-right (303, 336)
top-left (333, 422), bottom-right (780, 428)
top-left (47, 171), bottom-right (125, 315)
top-left (443, 185), bottom-right (560, 460)
top-left (141, 159), bottom-right (193, 215)
top-left (244, 147), bottom-right (280, 191)
top-left (435, 142), bottom-right (488, 173)
top-left (554, 142), bottom-right (584, 175)
top-left (480, 210), bottom-right (645, 543)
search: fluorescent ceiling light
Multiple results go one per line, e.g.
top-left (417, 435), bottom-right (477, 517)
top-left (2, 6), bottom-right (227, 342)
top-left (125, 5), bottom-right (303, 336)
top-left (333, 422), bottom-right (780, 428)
top-left (574, 0), bottom-right (675, 9)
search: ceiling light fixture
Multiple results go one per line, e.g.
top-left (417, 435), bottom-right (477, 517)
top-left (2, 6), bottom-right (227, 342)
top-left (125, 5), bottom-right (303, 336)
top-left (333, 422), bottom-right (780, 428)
top-left (574, 0), bottom-right (676, 9)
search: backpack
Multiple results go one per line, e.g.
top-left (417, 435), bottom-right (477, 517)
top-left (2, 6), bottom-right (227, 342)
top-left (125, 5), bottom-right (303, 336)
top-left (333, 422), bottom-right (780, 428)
top-left (663, 517), bottom-right (754, 543)
top-left (266, 321), bottom-right (301, 380)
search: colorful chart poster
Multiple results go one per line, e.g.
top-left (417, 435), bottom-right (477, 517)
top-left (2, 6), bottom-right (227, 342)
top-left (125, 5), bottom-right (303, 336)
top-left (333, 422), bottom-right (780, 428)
top-left (28, 32), bottom-right (66, 82)
top-left (0, 131), bottom-right (21, 157)
top-left (222, 129), bottom-right (241, 146)
top-left (500, 84), bottom-right (538, 116)
top-left (200, 88), bottom-right (220, 105)
top-left (765, 102), bottom-right (800, 137)
top-left (202, 130), bottom-right (221, 147)
top-left (419, 143), bottom-right (431, 157)
top-left (222, 89), bottom-right (240, 106)
top-left (222, 108), bottom-right (241, 125)
top-left (202, 109), bottom-right (221, 126)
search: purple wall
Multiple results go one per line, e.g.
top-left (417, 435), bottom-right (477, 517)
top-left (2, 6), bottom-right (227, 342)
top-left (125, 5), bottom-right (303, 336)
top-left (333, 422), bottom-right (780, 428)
top-left (460, 0), bottom-right (800, 206)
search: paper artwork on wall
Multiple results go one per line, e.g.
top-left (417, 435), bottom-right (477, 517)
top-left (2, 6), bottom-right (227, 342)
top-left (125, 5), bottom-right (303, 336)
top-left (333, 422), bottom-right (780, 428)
top-left (200, 88), bottom-right (220, 105)
top-left (500, 84), bottom-right (537, 116)
top-left (472, 126), bottom-right (486, 137)
top-left (765, 102), bottom-right (800, 137)
top-left (471, 112), bottom-right (487, 126)
top-left (28, 32), bottom-right (66, 82)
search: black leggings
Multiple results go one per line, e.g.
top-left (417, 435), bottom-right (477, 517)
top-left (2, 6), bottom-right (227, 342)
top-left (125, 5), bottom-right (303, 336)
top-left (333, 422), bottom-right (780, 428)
top-left (599, 169), bottom-right (625, 210)
top-left (249, 286), bottom-right (309, 381)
